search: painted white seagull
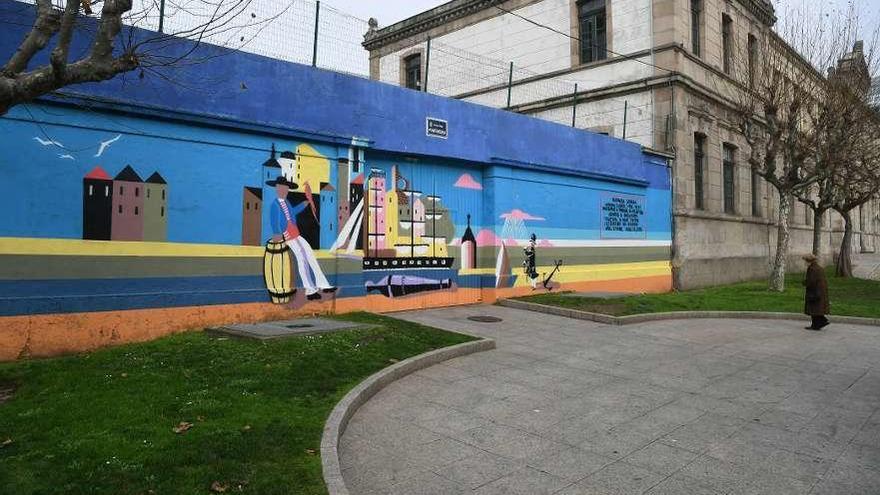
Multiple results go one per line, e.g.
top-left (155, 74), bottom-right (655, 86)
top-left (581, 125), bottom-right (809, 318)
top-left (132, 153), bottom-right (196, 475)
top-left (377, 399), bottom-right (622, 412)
top-left (33, 137), bottom-right (64, 147)
top-left (95, 134), bottom-right (122, 157)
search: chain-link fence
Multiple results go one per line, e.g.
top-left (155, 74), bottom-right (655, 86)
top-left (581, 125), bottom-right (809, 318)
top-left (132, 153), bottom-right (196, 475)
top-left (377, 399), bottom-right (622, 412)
top-left (7, 0), bottom-right (669, 147)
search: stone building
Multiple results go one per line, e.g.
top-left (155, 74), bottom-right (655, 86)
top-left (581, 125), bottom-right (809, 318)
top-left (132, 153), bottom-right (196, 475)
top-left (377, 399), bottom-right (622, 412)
top-left (363, 0), bottom-right (879, 288)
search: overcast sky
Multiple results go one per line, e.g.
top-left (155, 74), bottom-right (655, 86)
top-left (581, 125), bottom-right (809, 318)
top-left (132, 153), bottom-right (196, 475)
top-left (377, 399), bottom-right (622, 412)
top-left (322, 0), bottom-right (879, 39)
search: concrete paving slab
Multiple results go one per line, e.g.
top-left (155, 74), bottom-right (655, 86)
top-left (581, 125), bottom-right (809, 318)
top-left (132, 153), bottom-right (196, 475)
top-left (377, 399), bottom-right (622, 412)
top-left (337, 305), bottom-right (880, 494)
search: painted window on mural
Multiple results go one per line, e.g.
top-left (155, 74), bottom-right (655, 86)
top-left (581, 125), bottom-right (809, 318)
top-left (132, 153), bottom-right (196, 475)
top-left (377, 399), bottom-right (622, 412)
top-left (723, 143), bottom-right (736, 214)
top-left (694, 133), bottom-right (706, 210)
top-left (579, 0), bottom-right (607, 64)
top-left (404, 53), bottom-right (421, 90)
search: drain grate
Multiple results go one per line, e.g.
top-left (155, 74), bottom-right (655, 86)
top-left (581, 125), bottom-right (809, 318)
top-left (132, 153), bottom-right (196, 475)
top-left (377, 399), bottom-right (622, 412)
top-left (468, 316), bottom-right (503, 323)
top-left (285, 323), bottom-right (315, 329)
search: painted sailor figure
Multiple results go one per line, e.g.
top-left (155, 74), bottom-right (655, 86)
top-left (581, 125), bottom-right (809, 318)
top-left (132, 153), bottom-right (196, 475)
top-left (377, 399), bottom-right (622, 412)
top-left (268, 175), bottom-right (337, 300)
top-left (523, 233), bottom-right (539, 290)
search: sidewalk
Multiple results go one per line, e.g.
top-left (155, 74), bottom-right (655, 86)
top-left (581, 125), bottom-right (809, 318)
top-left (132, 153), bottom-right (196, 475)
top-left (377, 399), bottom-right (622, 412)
top-left (338, 305), bottom-right (880, 494)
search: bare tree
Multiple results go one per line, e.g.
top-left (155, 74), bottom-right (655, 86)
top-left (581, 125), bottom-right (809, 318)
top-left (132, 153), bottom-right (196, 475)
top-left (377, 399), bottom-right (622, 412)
top-left (790, 5), bottom-right (880, 276)
top-left (0, 0), bottom-right (286, 116)
top-left (717, 2), bottom-right (865, 291)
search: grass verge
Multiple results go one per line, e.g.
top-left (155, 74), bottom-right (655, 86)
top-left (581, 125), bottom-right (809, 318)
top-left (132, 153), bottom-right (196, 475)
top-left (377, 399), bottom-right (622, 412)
top-left (0, 313), bottom-right (474, 495)
top-left (515, 272), bottom-right (880, 319)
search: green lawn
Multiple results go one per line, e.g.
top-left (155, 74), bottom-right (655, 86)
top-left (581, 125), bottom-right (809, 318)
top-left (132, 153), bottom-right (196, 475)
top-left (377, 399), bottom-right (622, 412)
top-left (516, 272), bottom-right (880, 318)
top-left (0, 313), bottom-right (474, 495)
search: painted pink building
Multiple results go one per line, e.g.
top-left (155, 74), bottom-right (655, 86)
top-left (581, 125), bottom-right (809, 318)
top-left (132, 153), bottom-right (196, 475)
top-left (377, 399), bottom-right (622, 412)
top-left (111, 165), bottom-right (145, 241)
top-left (366, 169), bottom-right (386, 255)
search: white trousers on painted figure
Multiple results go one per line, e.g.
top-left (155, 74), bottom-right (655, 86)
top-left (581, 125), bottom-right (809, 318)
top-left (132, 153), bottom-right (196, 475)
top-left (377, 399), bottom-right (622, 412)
top-left (286, 236), bottom-right (331, 294)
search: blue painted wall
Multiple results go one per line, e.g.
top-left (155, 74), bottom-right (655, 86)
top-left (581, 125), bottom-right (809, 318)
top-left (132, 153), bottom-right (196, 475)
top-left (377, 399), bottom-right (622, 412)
top-left (0, 1), bottom-right (672, 320)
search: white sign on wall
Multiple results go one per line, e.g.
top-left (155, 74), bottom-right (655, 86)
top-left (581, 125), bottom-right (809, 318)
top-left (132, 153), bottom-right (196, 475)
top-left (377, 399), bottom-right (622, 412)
top-left (426, 118), bottom-right (448, 139)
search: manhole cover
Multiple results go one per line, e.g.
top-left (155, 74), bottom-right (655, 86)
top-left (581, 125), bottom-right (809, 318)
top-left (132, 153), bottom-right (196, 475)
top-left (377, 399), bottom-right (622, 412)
top-left (468, 316), bottom-right (503, 323)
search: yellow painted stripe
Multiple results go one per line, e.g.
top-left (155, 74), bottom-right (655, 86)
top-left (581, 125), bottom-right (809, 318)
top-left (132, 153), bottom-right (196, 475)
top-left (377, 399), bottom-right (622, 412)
top-left (513, 261), bottom-right (671, 287)
top-left (0, 237), bottom-right (326, 259)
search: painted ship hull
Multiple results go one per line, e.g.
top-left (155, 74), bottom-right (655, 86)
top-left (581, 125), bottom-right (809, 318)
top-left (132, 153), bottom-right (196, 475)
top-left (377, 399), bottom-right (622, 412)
top-left (365, 275), bottom-right (453, 298)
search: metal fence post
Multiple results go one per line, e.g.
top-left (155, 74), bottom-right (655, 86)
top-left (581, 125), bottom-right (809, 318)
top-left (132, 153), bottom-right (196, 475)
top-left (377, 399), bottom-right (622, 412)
top-left (312, 1), bottom-right (320, 67)
top-left (424, 36), bottom-right (431, 92)
top-left (571, 83), bottom-right (578, 127)
top-left (622, 100), bottom-right (628, 140)
top-left (158, 0), bottom-right (166, 33)
top-left (506, 62), bottom-right (514, 109)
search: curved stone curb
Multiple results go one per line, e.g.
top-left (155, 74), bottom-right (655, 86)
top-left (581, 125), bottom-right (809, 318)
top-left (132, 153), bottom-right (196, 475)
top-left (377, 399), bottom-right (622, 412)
top-left (499, 298), bottom-right (880, 328)
top-left (320, 337), bottom-right (496, 495)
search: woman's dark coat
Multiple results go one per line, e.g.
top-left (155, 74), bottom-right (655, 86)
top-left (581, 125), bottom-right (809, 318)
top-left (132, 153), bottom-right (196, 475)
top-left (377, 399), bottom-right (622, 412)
top-left (803, 262), bottom-right (830, 316)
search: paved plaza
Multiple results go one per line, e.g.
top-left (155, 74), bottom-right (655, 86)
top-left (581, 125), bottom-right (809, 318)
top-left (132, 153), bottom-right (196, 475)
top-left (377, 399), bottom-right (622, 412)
top-left (339, 306), bottom-right (880, 494)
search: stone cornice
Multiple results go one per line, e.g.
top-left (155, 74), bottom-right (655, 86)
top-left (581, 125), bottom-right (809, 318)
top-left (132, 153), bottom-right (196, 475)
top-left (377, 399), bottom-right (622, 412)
top-left (364, 0), bottom-right (777, 51)
top-left (741, 0), bottom-right (776, 26)
top-left (363, 0), bottom-right (506, 51)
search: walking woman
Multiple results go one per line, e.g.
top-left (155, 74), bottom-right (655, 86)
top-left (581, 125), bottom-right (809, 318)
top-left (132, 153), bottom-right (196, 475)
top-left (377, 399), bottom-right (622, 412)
top-left (803, 254), bottom-right (830, 330)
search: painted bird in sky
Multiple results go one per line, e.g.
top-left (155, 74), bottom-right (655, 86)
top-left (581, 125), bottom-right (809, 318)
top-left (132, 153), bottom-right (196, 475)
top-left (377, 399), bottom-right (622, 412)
top-left (33, 137), bottom-right (64, 147)
top-left (95, 134), bottom-right (122, 157)
top-left (58, 154), bottom-right (75, 160)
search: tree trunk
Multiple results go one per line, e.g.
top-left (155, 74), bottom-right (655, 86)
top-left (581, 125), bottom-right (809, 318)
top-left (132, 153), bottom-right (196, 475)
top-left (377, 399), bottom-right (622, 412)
top-left (770, 194), bottom-right (792, 292)
top-left (812, 208), bottom-right (824, 256)
top-left (859, 205), bottom-right (868, 253)
top-left (836, 209), bottom-right (853, 278)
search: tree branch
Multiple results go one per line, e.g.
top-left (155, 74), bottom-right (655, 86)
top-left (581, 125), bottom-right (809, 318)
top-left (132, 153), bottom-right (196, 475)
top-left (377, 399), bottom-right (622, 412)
top-left (1, 0), bottom-right (61, 76)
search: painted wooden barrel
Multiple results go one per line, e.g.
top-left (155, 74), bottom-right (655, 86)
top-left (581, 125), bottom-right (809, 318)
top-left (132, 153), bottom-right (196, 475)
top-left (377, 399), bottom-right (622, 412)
top-left (263, 240), bottom-right (295, 304)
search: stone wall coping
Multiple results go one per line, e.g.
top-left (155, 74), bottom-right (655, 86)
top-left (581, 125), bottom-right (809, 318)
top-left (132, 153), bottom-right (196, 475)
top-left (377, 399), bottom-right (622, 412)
top-left (498, 298), bottom-right (880, 327)
top-left (320, 335), bottom-right (496, 495)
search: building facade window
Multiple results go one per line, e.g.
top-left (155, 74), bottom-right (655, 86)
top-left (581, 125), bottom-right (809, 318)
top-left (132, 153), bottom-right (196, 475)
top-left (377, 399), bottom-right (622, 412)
top-left (691, 0), bottom-right (702, 56)
top-left (134, 206), bottom-right (139, 216)
top-left (751, 169), bottom-right (761, 217)
top-left (118, 205), bottom-right (123, 214)
top-left (578, 0), bottom-right (607, 64)
top-left (119, 186), bottom-right (124, 195)
top-left (403, 53), bottom-right (421, 90)
top-left (748, 34), bottom-right (758, 87)
top-left (723, 143), bottom-right (736, 214)
top-left (694, 134), bottom-right (706, 210)
top-left (722, 14), bottom-right (733, 74)
top-left (88, 185), bottom-right (94, 196)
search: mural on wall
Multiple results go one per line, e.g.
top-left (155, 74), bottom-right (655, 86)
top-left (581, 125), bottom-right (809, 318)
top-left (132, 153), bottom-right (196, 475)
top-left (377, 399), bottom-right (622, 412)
top-left (82, 165), bottom-right (168, 242)
top-left (2, 106), bottom-right (670, 323)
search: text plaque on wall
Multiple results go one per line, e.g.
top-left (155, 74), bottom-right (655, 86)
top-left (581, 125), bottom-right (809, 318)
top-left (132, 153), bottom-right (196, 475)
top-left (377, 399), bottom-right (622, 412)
top-left (600, 192), bottom-right (647, 239)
